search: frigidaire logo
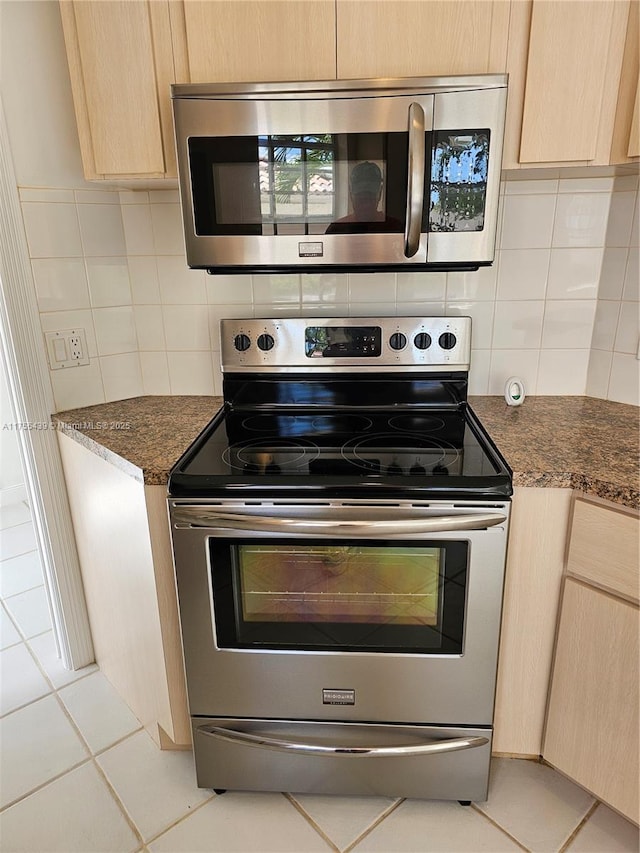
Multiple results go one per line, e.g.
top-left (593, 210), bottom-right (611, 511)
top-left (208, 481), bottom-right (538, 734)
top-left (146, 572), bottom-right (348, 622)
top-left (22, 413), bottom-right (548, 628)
top-left (323, 688), bottom-right (355, 705)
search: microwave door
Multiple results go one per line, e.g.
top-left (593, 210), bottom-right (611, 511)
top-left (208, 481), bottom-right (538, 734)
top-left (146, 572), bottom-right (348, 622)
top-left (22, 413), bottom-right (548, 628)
top-left (174, 93), bottom-right (434, 270)
top-left (426, 87), bottom-right (507, 267)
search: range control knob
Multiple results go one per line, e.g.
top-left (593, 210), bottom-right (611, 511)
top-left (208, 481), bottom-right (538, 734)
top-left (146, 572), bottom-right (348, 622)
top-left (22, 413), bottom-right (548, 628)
top-left (439, 332), bottom-right (457, 350)
top-left (389, 332), bottom-right (407, 351)
top-left (234, 333), bottom-right (251, 352)
top-left (257, 333), bottom-right (275, 352)
top-left (414, 332), bottom-right (432, 350)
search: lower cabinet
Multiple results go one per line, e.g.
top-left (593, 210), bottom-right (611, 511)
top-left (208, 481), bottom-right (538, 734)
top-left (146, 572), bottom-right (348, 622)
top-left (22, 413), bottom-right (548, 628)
top-left (57, 432), bottom-right (190, 748)
top-left (543, 497), bottom-right (639, 825)
top-left (493, 487), bottom-right (573, 756)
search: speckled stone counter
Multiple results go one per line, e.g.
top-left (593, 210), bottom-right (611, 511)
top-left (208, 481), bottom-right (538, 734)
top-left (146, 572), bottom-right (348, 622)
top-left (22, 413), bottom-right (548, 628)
top-left (469, 396), bottom-right (639, 509)
top-left (54, 395), bottom-right (639, 508)
top-left (53, 396), bottom-right (222, 485)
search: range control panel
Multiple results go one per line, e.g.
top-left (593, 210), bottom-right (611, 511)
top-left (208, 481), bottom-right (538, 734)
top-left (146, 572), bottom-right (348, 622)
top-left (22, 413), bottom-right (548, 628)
top-left (221, 317), bottom-right (471, 372)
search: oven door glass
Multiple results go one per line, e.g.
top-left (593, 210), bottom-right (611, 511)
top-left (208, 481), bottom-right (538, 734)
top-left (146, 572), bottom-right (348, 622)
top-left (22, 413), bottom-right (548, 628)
top-left (210, 538), bottom-right (467, 654)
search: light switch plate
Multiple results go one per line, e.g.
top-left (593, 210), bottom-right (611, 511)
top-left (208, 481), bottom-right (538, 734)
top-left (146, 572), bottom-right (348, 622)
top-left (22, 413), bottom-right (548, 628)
top-left (45, 329), bottom-right (89, 370)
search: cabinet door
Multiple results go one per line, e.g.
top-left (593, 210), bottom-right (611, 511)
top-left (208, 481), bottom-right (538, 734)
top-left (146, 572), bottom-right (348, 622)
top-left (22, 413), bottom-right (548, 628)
top-left (519, 1), bottom-right (619, 162)
top-left (336, 1), bottom-right (510, 79)
top-left (60, 1), bottom-right (169, 178)
top-left (544, 579), bottom-right (639, 824)
top-left (614, 0), bottom-right (640, 162)
top-left (493, 488), bottom-right (572, 756)
top-left (181, 1), bottom-right (336, 83)
top-left (567, 498), bottom-right (639, 601)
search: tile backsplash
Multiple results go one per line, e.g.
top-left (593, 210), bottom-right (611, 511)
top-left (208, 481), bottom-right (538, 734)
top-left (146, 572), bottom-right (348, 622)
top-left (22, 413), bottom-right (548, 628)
top-left (19, 174), bottom-right (639, 412)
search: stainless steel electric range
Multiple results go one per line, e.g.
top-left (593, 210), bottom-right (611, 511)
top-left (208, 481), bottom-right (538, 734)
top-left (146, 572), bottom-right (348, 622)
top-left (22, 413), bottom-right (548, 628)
top-left (168, 316), bottom-right (512, 803)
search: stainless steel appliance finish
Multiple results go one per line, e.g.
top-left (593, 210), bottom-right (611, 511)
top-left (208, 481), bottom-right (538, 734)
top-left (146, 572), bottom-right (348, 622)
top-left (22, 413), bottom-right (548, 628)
top-left (172, 75), bottom-right (507, 274)
top-left (191, 720), bottom-right (493, 800)
top-left (220, 315), bottom-right (471, 373)
top-left (168, 316), bottom-right (512, 801)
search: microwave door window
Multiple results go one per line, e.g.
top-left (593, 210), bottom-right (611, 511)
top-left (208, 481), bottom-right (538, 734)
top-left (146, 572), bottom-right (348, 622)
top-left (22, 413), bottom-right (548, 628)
top-left (188, 134), bottom-right (409, 237)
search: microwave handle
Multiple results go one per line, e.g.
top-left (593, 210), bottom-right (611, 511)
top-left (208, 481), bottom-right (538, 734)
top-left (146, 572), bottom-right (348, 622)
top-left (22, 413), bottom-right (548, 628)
top-left (404, 102), bottom-right (426, 258)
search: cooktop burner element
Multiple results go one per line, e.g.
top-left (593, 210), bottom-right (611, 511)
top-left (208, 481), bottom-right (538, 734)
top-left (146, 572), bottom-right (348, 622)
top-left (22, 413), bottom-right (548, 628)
top-left (169, 317), bottom-right (512, 500)
top-left (221, 438), bottom-right (321, 474)
top-left (388, 414), bottom-right (447, 433)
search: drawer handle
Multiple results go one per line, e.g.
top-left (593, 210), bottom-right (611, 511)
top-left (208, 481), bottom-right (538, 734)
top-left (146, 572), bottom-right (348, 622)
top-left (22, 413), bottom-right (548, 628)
top-left (198, 725), bottom-right (488, 757)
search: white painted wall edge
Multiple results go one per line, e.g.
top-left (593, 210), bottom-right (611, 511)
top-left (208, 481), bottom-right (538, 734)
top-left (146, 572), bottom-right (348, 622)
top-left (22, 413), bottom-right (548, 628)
top-left (0, 96), bottom-right (94, 670)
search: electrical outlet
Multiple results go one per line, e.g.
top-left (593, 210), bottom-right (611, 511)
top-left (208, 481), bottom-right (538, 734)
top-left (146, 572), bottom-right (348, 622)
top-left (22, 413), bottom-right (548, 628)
top-left (69, 333), bottom-right (84, 361)
top-left (45, 329), bottom-right (89, 370)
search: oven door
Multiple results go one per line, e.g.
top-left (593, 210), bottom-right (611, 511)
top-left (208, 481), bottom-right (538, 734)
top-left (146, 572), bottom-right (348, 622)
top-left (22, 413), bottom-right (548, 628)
top-left (169, 501), bottom-right (510, 726)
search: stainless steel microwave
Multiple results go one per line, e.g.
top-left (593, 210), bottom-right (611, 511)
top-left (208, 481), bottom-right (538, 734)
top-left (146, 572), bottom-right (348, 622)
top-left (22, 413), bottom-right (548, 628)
top-left (171, 75), bottom-right (507, 274)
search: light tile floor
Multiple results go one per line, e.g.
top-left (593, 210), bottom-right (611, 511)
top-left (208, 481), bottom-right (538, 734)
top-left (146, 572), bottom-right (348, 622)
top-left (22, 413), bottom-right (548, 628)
top-left (1, 500), bottom-right (638, 852)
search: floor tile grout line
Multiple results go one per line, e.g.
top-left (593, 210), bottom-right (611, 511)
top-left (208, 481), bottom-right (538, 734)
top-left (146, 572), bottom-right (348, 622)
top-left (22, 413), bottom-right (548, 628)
top-left (0, 598), bottom-right (24, 638)
top-left (16, 626), bottom-right (63, 693)
top-left (284, 793), bottom-right (341, 852)
top-left (89, 753), bottom-right (146, 850)
top-left (558, 800), bottom-right (600, 853)
top-left (52, 675), bottom-right (147, 763)
top-left (0, 603), bottom-right (46, 654)
top-left (1, 579), bottom-right (47, 602)
top-left (0, 599), bottom-right (28, 652)
top-left (470, 802), bottom-right (532, 852)
top-left (24, 635), bottom-right (99, 692)
top-left (0, 517), bottom-right (33, 527)
top-left (1, 612), bottom-right (156, 845)
top-left (0, 517), bottom-right (34, 532)
top-left (0, 543), bottom-right (40, 563)
top-left (342, 798), bottom-right (407, 853)
top-left (49, 681), bottom-right (147, 848)
top-left (1, 660), bottom-right (148, 844)
top-left (0, 685), bottom-right (52, 720)
top-left (0, 756), bottom-right (93, 814)
top-left (141, 790), bottom-right (217, 848)
top-left (91, 723), bottom-right (146, 760)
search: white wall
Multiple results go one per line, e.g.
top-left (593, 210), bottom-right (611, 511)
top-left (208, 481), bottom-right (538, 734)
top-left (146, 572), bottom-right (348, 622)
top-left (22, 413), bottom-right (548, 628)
top-left (0, 0), bottom-right (90, 190)
top-left (0, 346), bottom-right (25, 492)
top-left (2, 1), bottom-right (639, 411)
top-left (587, 182), bottom-right (640, 405)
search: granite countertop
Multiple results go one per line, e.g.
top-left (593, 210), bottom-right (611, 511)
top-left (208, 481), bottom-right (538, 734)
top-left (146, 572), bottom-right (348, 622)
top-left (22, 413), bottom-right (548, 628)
top-left (53, 395), bottom-right (639, 509)
top-left (469, 396), bottom-right (639, 509)
top-left (53, 396), bottom-right (222, 485)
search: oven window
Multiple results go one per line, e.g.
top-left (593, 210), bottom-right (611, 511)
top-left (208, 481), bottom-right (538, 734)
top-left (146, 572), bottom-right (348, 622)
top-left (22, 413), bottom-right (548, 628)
top-left (210, 538), bottom-right (467, 654)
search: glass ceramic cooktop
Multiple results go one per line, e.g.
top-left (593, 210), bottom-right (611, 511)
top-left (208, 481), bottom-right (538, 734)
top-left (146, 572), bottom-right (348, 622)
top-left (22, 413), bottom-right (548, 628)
top-left (178, 408), bottom-right (503, 481)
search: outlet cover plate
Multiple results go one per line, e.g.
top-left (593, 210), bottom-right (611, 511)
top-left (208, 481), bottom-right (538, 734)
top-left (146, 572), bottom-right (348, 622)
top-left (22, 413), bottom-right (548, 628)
top-left (45, 329), bottom-right (89, 370)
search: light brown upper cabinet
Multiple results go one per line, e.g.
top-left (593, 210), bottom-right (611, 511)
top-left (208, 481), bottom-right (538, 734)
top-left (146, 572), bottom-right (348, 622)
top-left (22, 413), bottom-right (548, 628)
top-left (336, 1), bottom-right (510, 79)
top-left (60, 1), bottom-right (177, 179)
top-left (505, 0), bottom-right (640, 167)
top-left (178, 1), bottom-right (336, 83)
top-left (61, 0), bottom-right (639, 180)
top-left (612, 0), bottom-right (640, 161)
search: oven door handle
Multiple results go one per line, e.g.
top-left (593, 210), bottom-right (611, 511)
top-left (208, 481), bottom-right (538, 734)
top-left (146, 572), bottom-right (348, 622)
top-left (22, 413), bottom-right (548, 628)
top-left (198, 725), bottom-right (488, 757)
top-left (172, 508), bottom-right (506, 536)
top-left (404, 101), bottom-right (426, 258)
